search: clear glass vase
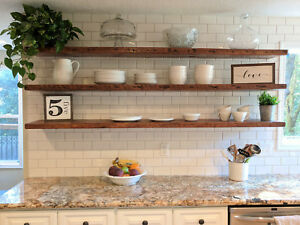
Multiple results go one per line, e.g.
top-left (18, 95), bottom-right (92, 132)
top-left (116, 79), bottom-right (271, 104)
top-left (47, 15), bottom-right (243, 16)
top-left (227, 14), bottom-right (259, 49)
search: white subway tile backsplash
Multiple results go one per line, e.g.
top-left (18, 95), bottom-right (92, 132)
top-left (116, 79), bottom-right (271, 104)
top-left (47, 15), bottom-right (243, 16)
top-left (24, 13), bottom-right (300, 178)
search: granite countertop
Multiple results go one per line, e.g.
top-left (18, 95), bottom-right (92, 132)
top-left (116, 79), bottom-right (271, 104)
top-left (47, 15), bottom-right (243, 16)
top-left (1, 175), bottom-right (300, 210)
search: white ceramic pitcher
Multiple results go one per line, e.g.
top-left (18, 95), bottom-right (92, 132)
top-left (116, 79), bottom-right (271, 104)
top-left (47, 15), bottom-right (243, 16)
top-left (52, 59), bottom-right (80, 84)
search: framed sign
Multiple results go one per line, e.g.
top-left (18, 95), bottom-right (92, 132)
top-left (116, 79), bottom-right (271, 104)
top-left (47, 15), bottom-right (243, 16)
top-left (231, 63), bottom-right (275, 84)
top-left (44, 94), bottom-right (73, 120)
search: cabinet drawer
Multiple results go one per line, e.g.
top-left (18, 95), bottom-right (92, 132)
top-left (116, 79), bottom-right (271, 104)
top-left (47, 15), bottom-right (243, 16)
top-left (117, 209), bottom-right (172, 225)
top-left (0, 211), bottom-right (57, 225)
top-left (58, 209), bottom-right (115, 225)
top-left (173, 207), bottom-right (227, 225)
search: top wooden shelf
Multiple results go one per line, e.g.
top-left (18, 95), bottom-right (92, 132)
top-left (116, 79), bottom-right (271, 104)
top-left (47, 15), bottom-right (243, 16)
top-left (38, 47), bottom-right (288, 59)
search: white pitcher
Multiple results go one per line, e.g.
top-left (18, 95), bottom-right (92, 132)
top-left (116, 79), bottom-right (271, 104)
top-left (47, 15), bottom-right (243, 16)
top-left (52, 59), bottom-right (80, 84)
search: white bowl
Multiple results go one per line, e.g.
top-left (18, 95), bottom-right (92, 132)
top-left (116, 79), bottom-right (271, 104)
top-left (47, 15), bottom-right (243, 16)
top-left (233, 111), bottom-right (247, 122)
top-left (184, 113), bottom-right (200, 121)
top-left (95, 70), bottom-right (126, 83)
top-left (105, 171), bottom-right (147, 186)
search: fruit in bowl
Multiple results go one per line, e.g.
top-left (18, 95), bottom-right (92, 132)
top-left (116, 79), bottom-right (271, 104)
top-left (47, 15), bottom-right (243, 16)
top-left (106, 157), bottom-right (146, 186)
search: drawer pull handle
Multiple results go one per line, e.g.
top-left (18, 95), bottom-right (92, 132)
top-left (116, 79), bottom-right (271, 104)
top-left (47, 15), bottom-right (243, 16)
top-left (199, 219), bottom-right (205, 224)
top-left (142, 220), bottom-right (148, 225)
top-left (24, 223), bottom-right (30, 225)
top-left (83, 222), bottom-right (89, 225)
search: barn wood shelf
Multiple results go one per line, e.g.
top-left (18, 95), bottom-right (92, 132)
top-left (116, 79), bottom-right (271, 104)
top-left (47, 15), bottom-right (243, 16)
top-left (38, 47), bottom-right (288, 58)
top-left (25, 83), bottom-right (287, 92)
top-left (25, 119), bottom-right (286, 129)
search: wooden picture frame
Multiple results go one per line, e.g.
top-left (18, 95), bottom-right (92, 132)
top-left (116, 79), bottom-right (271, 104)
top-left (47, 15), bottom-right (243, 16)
top-left (231, 63), bottom-right (275, 84)
top-left (44, 94), bottom-right (73, 121)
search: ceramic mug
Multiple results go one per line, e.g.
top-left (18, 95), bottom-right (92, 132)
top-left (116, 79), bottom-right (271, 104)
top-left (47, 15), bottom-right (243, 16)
top-left (233, 111), bottom-right (247, 122)
top-left (237, 105), bottom-right (251, 120)
top-left (218, 110), bottom-right (232, 121)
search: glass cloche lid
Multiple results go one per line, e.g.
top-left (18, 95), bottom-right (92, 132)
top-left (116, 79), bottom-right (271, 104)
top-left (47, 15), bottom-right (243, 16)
top-left (100, 14), bottom-right (136, 46)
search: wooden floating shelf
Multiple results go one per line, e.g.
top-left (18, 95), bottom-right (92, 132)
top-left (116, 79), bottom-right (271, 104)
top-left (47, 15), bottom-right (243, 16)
top-left (25, 119), bottom-right (286, 129)
top-left (25, 83), bottom-right (287, 92)
top-left (38, 47), bottom-right (288, 59)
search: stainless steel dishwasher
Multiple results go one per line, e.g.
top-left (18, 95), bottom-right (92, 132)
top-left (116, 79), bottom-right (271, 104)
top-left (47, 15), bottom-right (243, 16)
top-left (230, 206), bottom-right (300, 225)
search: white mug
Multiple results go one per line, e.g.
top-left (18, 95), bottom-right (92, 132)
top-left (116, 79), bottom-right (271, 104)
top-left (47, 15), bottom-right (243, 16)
top-left (237, 105), bottom-right (251, 120)
top-left (233, 111), bottom-right (247, 122)
top-left (194, 64), bottom-right (214, 84)
top-left (169, 66), bottom-right (187, 84)
top-left (218, 111), bottom-right (231, 121)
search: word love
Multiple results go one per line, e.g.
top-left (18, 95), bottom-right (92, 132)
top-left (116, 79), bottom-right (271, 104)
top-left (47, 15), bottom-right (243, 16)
top-left (243, 70), bottom-right (261, 79)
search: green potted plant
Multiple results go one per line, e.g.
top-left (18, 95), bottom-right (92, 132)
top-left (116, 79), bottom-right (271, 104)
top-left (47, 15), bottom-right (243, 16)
top-left (258, 91), bottom-right (279, 121)
top-left (1, 4), bottom-right (84, 88)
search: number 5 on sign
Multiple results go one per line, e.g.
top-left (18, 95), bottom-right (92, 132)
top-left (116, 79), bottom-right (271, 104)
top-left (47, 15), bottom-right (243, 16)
top-left (44, 94), bottom-right (73, 120)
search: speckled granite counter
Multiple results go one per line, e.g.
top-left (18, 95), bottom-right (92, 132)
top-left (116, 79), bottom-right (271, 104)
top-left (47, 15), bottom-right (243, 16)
top-left (0, 175), bottom-right (300, 210)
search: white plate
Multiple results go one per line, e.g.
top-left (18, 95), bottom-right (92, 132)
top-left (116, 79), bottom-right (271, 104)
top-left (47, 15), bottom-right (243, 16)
top-left (149, 117), bottom-right (174, 122)
top-left (111, 116), bottom-right (142, 122)
top-left (95, 81), bottom-right (125, 84)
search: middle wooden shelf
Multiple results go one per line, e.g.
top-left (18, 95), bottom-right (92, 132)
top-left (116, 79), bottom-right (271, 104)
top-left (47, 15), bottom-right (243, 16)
top-left (25, 119), bottom-right (286, 129)
top-left (25, 83), bottom-right (287, 91)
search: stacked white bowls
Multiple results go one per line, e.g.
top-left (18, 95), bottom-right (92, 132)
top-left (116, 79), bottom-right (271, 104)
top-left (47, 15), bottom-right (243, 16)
top-left (95, 70), bottom-right (126, 84)
top-left (194, 64), bottom-right (214, 84)
top-left (135, 72), bottom-right (157, 84)
top-left (169, 66), bottom-right (187, 84)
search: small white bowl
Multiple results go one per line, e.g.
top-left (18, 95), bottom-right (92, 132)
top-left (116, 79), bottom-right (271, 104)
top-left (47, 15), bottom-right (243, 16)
top-left (233, 111), bottom-right (247, 122)
top-left (184, 113), bottom-right (200, 121)
top-left (105, 171), bottom-right (147, 186)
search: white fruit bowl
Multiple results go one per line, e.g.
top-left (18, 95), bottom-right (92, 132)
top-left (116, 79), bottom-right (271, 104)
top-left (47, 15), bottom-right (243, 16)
top-left (105, 171), bottom-right (147, 186)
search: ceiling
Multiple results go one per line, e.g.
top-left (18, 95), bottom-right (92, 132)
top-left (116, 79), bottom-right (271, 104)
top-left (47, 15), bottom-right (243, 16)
top-left (1, 0), bottom-right (300, 46)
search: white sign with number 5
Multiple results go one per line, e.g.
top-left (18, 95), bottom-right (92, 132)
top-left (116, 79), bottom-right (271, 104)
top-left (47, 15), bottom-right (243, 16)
top-left (44, 94), bottom-right (72, 120)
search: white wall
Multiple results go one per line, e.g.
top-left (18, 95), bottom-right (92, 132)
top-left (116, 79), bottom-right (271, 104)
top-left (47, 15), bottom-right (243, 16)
top-left (23, 14), bottom-right (300, 177)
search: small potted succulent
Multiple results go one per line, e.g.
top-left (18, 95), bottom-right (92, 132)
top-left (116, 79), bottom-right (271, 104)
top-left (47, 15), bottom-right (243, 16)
top-left (258, 91), bottom-right (279, 121)
top-left (1, 4), bottom-right (84, 88)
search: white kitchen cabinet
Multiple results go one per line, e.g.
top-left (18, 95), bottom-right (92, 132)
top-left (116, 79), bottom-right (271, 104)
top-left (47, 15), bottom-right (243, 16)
top-left (173, 207), bottom-right (227, 225)
top-left (117, 209), bottom-right (172, 225)
top-left (58, 209), bottom-right (115, 225)
top-left (0, 211), bottom-right (57, 225)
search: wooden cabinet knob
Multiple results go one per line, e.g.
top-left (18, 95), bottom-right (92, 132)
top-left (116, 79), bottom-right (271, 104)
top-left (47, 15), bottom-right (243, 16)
top-left (199, 219), bottom-right (205, 224)
top-left (83, 221), bottom-right (89, 225)
top-left (142, 220), bottom-right (148, 225)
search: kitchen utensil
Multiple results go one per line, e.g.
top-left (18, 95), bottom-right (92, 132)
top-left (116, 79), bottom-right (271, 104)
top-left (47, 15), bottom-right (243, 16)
top-left (135, 72), bottom-right (157, 84)
top-left (233, 111), bottom-right (247, 122)
top-left (100, 14), bottom-right (136, 47)
top-left (183, 113), bottom-right (200, 121)
top-left (52, 58), bottom-right (80, 84)
top-left (165, 27), bottom-right (198, 48)
top-left (194, 64), bottom-right (214, 84)
top-left (149, 117), bottom-right (174, 122)
top-left (169, 66), bottom-right (187, 84)
top-left (111, 116), bottom-right (142, 122)
top-left (105, 171), bottom-right (147, 186)
top-left (95, 70), bottom-right (126, 84)
top-left (237, 105), bottom-right (251, 120)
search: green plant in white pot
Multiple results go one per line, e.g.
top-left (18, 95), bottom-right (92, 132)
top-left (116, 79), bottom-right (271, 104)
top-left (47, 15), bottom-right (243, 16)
top-left (258, 91), bottom-right (279, 121)
top-left (0, 4), bottom-right (84, 88)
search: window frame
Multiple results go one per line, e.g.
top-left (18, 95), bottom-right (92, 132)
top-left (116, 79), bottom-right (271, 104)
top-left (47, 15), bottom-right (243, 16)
top-left (0, 65), bottom-right (23, 168)
top-left (277, 42), bottom-right (300, 151)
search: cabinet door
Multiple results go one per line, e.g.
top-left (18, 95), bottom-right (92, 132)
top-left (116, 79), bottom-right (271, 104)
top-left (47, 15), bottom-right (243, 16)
top-left (117, 209), bottom-right (172, 225)
top-left (58, 209), bottom-right (115, 225)
top-left (173, 207), bottom-right (227, 225)
top-left (0, 211), bottom-right (57, 225)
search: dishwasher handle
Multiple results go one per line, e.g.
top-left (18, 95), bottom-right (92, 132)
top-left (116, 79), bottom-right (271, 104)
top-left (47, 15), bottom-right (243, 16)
top-left (234, 215), bottom-right (275, 223)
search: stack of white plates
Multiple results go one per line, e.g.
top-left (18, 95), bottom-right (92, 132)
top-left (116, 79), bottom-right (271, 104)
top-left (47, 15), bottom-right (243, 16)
top-left (135, 72), bottom-right (157, 84)
top-left (95, 70), bottom-right (126, 84)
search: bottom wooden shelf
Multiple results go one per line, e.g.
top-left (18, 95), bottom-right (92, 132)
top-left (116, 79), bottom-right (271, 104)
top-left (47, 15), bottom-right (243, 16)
top-left (25, 119), bottom-right (285, 129)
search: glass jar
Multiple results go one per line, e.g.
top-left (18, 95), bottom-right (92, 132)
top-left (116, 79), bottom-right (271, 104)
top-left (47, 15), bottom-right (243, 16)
top-left (100, 14), bottom-right (136, 47)
top-left (227, 14), bottom-right (259, 49)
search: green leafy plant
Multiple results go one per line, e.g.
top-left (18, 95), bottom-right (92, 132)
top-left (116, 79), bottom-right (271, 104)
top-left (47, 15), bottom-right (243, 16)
top-left (1, 4), bottom-right (84, 88)
top-left (258, 91), bottom-right (280, 105)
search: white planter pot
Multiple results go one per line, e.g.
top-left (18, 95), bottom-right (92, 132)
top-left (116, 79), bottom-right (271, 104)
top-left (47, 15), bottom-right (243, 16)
top-left (228, 161), bottom-right (249, 181)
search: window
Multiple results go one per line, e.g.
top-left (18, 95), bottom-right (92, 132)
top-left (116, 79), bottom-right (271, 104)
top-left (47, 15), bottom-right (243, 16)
top-left (0, 65), bottom-right (23, 168)
top-left (278, 42), bottom-right (300, 150)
